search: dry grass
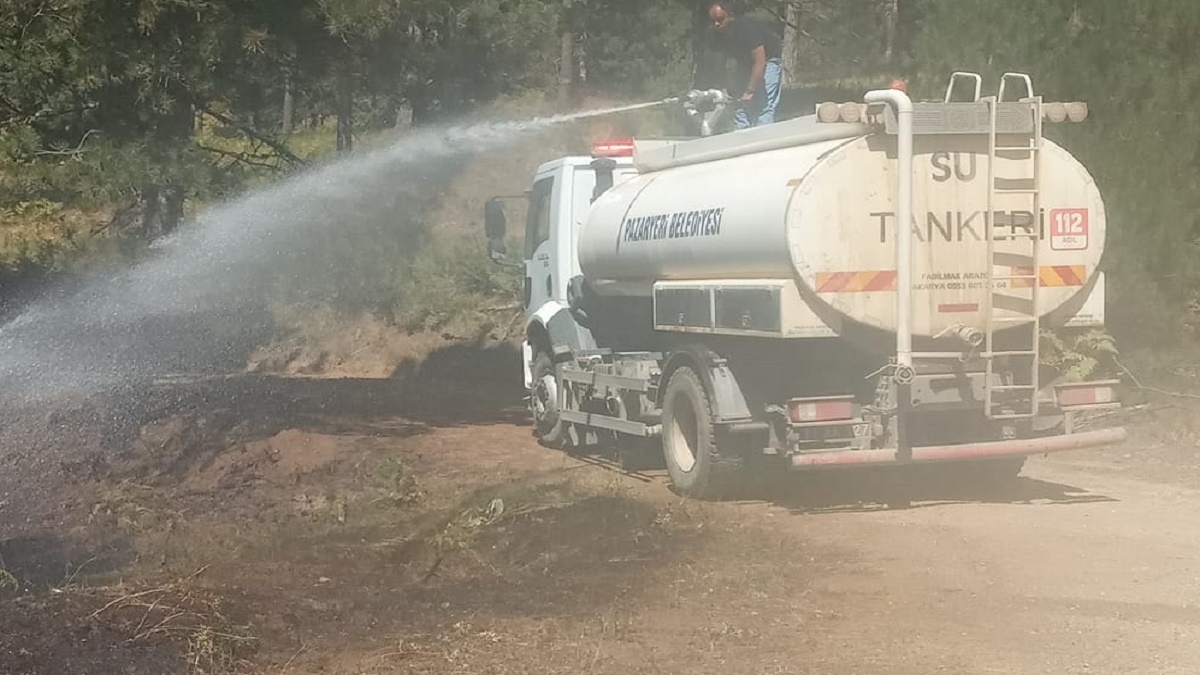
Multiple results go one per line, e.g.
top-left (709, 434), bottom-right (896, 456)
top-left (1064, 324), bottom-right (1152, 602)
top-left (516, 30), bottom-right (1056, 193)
top-left (87, 571), bottom-right (257, 675)
top-left (91, 480), bottom-right (183, 534)
top-left (0, 567), bottom-right (18, 593)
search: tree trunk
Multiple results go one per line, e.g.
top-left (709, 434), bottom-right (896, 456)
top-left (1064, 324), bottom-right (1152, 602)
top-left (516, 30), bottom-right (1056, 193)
top-left (336, 70), bottom-right (353, 154)
top-left (140, 101), bottom-right (196, 238)
top-left (557, 27), bottom-right (575, 109)
top-left (139, 184), bottom-right (162, 237)
top-left (394, 102), bottom-right (413, 129)
top-left (282, 71), bottom-right (295, 137)
top-left (163, 187), bottom-right (186, 234)
top-left (883, 0), bottom-right (899, 65)
top-left (575, 32), bottom-right (587, 87)
top-left (782, 2), bottom-right (802, 86)
top-left (691, 1), bottom-right (713, 89)
top-left (138, 184), bottom-right (189, 238)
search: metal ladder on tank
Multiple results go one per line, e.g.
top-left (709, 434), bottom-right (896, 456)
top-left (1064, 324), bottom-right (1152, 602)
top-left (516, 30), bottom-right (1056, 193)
top-left (982, 73), bottom-right (1044, 421)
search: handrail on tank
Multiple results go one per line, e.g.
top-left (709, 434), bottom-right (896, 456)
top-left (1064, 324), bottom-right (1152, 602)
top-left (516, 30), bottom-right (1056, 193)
top-left (944, 72), bottom-right (983, 102)
top-left (999, 72), bottom-right (1035, 102)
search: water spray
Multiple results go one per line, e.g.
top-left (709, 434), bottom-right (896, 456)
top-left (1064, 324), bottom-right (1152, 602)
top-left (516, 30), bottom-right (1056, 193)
top-left (0, 94), bottom-right (696, 393)
top-left (488, 96), bottom-right (682, 132)
top-left (560, 90), bottom-right (729, 137)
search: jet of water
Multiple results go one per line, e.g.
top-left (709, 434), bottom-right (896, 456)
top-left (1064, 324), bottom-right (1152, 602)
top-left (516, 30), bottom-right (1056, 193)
top-left (0, 99), bottom-right (676, 398)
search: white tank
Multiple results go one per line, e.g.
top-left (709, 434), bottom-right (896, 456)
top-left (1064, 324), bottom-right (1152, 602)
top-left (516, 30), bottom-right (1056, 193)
top-left (578, 116), bottom-right (1106, 339)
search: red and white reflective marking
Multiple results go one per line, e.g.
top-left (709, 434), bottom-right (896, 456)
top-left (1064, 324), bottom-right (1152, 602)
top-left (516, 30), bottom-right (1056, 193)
top-left (815, 270), bottom-right (897, 293)
top-left (1056, 382), bottom-right (1117, 408)
top-left (788, 396), bottom-right (855, 423)
top-left (1011, 265), bottom-right (1087, 288)
top-left (815, 266), bottom-right (1087, 293)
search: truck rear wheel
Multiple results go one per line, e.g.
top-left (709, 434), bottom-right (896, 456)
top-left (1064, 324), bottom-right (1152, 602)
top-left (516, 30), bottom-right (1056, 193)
top-left (661, 366), bottom-right (742, 499)
top-left (530, 351), bottom-right (568, 449)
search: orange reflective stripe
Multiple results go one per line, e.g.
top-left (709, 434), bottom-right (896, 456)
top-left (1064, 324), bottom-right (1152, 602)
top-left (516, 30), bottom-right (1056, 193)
top-left (1014, 266), bottom-right (1087, 288)
top-left (816, 271), bottom-right (855, 292)
top-left (815, 271), bottom-right (897, 293)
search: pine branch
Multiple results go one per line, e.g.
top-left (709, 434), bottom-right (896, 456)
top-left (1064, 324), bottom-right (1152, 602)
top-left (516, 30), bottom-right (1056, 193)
top-left (196, 106), bottom-right (307, 167)
top-left (754, 1), bottom-right (822, 42)
top-left (196, 144), bottom-right (285, 171)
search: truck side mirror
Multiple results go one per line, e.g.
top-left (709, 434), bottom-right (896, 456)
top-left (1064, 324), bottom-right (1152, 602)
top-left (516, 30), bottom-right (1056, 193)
top-left (591, 157), bottom-right (616, 203)
top-left (484, 198), bottom-right (508, 262)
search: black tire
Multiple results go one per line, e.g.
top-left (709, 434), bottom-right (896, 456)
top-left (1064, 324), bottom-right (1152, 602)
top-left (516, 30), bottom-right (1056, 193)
top-left (530, 351), bottom-right (568, 449)
top-left (661, 366), bottom-right (743, 499)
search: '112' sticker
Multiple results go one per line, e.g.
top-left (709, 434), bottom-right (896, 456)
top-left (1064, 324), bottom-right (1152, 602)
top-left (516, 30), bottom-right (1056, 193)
top-left (1049, 208), bottom-right (1088, 251)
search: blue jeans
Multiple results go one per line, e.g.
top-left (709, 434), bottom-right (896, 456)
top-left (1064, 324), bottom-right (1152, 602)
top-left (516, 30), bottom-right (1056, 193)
top-left (734, 58), bottom-right (783, 129)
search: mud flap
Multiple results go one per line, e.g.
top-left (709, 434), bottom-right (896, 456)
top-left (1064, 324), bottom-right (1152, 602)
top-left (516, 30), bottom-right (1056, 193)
top-left (707, 360), bottom-right (754, 424)
top-left (661, 347), bottom-right (753, 424)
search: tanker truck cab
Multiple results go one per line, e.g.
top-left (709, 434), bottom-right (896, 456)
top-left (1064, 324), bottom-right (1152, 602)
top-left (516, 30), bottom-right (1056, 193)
top-left (484, 141), bottom-right (641, 400)
top-left (486, 74), bottom-right (1128, 500)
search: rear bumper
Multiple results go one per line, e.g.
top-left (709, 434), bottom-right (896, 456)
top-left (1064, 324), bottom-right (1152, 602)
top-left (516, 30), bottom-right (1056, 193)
top-left (789, 427), bottom-right (1128, 469)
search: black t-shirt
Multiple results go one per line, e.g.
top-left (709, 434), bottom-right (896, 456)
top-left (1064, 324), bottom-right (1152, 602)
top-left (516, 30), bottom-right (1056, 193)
top-left (715, 16), bottom-right (782, 90)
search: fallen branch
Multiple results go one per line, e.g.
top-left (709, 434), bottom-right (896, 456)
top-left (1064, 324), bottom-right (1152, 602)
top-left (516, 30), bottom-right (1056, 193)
top-left (88, 587), bottom-right (170, 619)
top-left (87, 566), bottom-right (210, 620)
top-left (482, 303), bottom-right (522, 313)
top-left (34, 129), bottom-right (99, 158)
top-left (501, 309), bottom-right (524, 341)
top-left (1115, 356), bottom-right (1200, 401)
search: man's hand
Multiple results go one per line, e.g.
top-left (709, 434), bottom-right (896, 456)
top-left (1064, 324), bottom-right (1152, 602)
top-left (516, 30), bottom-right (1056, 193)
top-left (740, 90), bottom-right (755, 103)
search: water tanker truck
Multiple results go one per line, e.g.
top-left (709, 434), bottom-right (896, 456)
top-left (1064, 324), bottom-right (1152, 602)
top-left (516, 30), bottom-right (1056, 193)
top-left (484, 72), bottom-right (1127, 499)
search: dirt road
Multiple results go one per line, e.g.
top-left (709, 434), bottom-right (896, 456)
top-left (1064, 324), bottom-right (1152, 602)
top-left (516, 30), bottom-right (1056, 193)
top-left (446, 445), bottom-right (1200, 675)
top-left (0, 366), bottom-right (1195, 674)
top-left (731, 455), bottom-right (1200, 674)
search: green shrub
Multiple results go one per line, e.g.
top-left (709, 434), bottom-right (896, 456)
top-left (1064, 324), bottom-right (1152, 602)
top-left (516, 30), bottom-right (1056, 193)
top-left (394, 234), bottom-right (522, 337)
top-left (1041, 328), bottom-right (1120, 382)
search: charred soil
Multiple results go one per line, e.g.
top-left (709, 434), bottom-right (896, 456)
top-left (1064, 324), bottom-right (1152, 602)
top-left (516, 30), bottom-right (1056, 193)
top-left (1, 340), bottom-right (1199, 674)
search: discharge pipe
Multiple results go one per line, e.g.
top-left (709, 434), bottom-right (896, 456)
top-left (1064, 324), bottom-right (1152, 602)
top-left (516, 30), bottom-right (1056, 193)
top-left (864, 88), bottom-right (914, 464)
top-left (864, 88), bottom-right (914, 372)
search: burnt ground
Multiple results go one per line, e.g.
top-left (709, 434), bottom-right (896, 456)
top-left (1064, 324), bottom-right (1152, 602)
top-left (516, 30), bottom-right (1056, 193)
top-left (1, 341), bottom-right (1199, 674)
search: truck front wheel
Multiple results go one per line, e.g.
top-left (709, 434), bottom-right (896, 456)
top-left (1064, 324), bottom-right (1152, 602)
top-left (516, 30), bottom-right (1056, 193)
top-left (531, 351), bottom-right (568, 449)
top-left (661, 366), bottom-right (742, 499)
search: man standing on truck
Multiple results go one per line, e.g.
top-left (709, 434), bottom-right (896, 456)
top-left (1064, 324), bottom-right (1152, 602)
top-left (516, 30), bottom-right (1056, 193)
top-left (708, 1), bottom-right (783, 129)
